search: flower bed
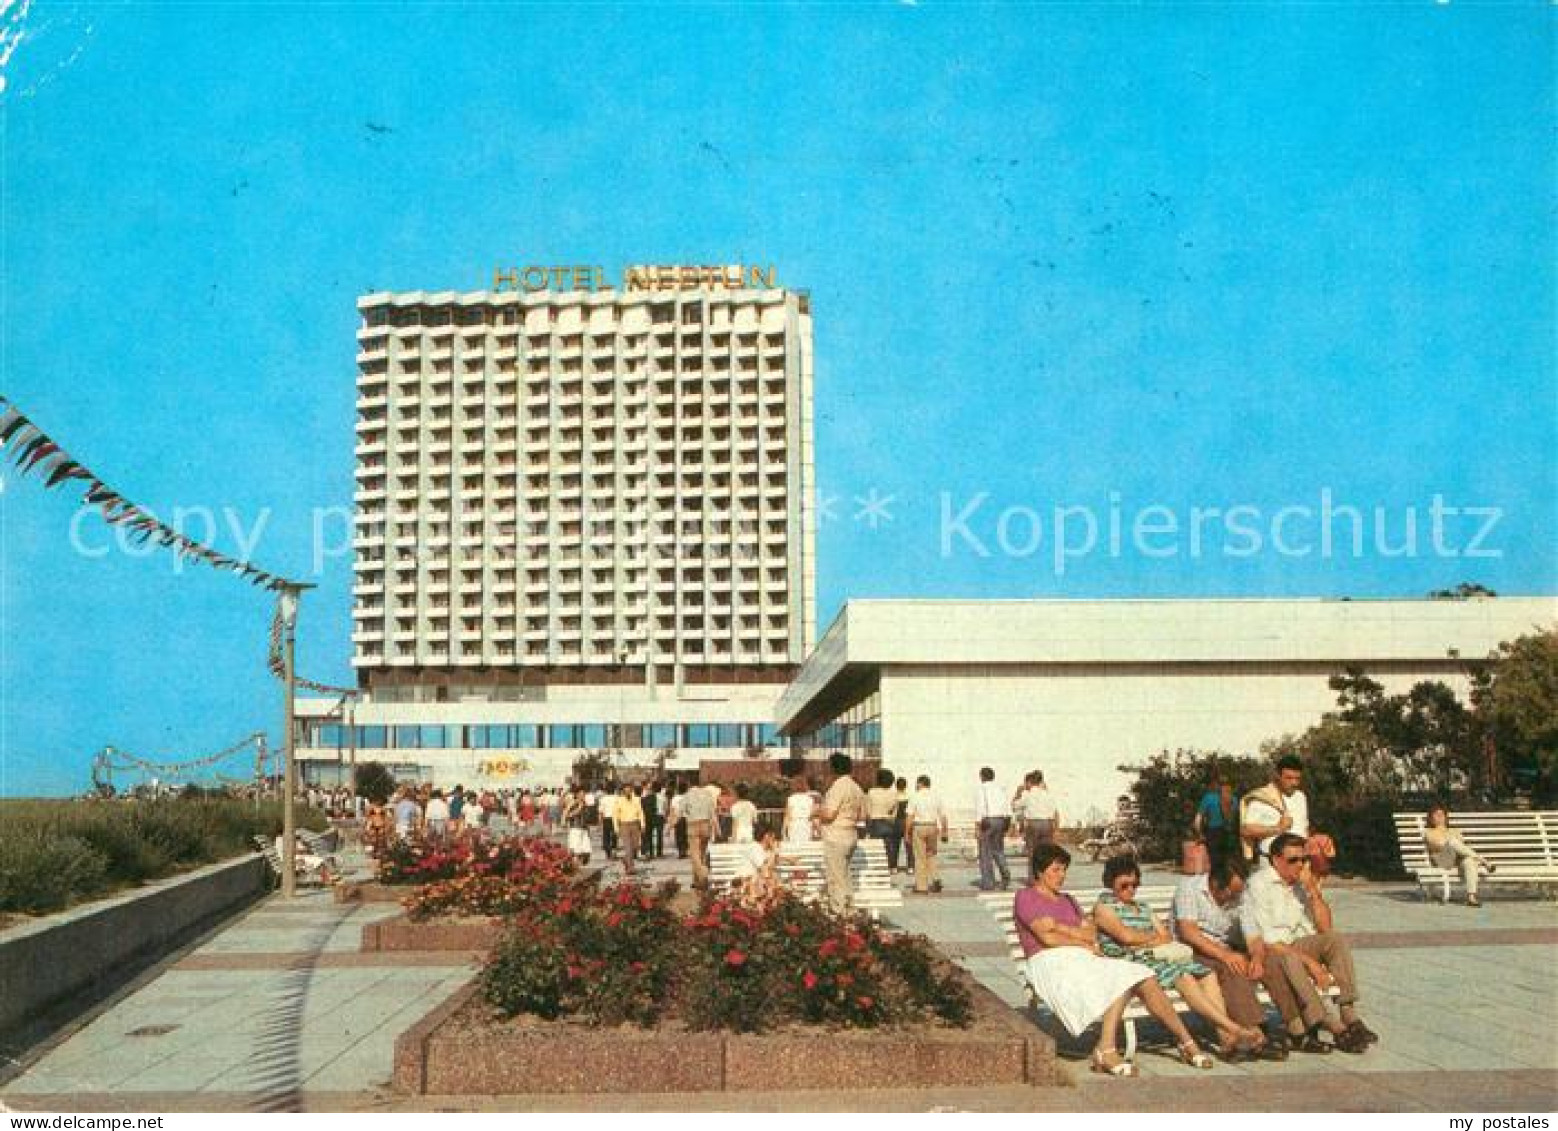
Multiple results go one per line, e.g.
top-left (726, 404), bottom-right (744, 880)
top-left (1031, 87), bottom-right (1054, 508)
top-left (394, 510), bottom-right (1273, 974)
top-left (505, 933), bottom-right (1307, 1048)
top-left (477, 881), bottom-right (976, 1032)
top-left (385, 839), bottom-right (1058, 1092)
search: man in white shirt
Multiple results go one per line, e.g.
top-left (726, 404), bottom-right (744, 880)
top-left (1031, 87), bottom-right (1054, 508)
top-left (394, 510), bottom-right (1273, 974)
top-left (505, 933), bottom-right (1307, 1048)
top-left (1016, 771), bottom-right (1061, 863)
top-left (599, 788), bottom-right (619, 858)
top-left (1242, 833), bottom-right (1376, 1054)
top-left (974, 766), bottom-right (1011, 890)
top-left (1240, 754), bottom-right (1310, 866)
top-left (904, 775), bottom-right (948, 894)
top-left (424, 789), bottom-right (450, 837)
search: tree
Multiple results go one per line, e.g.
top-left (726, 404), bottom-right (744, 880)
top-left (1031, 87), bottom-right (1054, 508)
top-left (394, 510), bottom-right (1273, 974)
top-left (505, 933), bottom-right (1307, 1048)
top-left (1428, 582), bottom-right (1497, 600)
top-left (1481, 629), bottom-right (1558, 802)
top-left (571, 751), bottom-right (615, 789)
top-left (1325, 667), bottom-right (1483, 796)
top-left (1116, 749), bottom-right (1265, 861)
top-left (354, 761), bottom-right (396, 805)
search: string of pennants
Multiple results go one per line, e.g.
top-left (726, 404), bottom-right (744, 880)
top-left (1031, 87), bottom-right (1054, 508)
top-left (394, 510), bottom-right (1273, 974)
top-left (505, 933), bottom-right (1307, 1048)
top-left (0, 394), bottom-right (358, 697)
top-left (102, 731), bottom-right (268, 777)
top-left (0, 395), bottom-right (300, 592)
top-left (267, 601), bottom-right (358, 696)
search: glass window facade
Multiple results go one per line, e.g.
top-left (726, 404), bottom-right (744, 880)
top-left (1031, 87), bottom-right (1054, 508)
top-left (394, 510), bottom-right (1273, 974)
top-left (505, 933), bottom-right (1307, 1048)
top-left (791, 688), bottom-right (881, 759)
top-left (301, 720), bottom-right (790, 751)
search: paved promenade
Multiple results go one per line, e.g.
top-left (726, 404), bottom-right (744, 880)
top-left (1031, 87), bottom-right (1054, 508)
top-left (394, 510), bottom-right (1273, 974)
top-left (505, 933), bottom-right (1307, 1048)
top-left (2, 842), bottom-right (1554, 1112)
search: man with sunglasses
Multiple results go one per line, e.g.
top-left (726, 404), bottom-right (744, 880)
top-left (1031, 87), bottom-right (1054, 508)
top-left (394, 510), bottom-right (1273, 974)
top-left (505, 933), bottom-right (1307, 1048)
top-left (1242, 833), bottom-right (1378, 1054)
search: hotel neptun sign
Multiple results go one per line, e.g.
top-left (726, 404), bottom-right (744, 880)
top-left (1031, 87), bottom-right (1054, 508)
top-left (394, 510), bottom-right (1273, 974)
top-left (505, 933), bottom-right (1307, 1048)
top-left (491, 263), bottom-right (779, 293)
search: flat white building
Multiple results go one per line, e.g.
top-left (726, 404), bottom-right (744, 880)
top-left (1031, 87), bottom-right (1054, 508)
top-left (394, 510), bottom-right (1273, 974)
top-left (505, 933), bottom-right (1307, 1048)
top-left (775, 597), bottom-right (1558, 823)
top-left (298, 273), bottom-right (818, 786)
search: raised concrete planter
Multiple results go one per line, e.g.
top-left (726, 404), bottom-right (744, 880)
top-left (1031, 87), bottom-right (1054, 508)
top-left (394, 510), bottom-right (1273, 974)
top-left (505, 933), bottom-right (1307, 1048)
top-left (335, 881), bottom-right (413, 904)
top-left (0, 854), bottom-right (268, 1040)
top-left (361, 914), bottom-right (503, 952)
top-left (394, 977), bottom-right (1057, 1095)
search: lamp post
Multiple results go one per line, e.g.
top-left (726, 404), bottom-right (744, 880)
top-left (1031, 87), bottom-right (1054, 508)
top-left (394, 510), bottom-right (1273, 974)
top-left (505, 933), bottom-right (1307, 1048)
top-left (278, 583), bottom-right (313, 898)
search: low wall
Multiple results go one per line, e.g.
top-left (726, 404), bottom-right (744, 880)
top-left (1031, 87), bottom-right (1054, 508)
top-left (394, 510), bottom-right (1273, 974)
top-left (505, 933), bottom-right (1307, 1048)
top-left (0, 854), bottom-right (269, 1040)
top-left (395, 977), bottom-right (1057, 1094)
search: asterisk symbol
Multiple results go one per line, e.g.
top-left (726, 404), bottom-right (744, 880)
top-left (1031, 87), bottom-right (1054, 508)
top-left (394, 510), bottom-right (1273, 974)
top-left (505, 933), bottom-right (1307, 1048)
top-left (853, 489), bottom-right (896, 530)
top-left (813, 492), bottom-right (840, 525)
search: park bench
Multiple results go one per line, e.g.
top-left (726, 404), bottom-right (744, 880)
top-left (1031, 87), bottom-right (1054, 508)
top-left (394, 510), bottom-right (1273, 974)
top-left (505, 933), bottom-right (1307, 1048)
top-left (978, 885), bottom-right (1334, 1059)
top-left (1392, 810), bottom-right (1558, 902)
top-left (709, 838), bottom-right (903, 917)
top-left (252, 834), bottom-right (338, 887)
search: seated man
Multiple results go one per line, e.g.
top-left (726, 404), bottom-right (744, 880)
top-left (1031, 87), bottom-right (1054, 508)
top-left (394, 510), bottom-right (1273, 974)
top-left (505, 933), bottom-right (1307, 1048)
top-left (1173, 853), bottom-right (1287, 1060)
top-left (1241, 833), bottom-right (1378, 1054)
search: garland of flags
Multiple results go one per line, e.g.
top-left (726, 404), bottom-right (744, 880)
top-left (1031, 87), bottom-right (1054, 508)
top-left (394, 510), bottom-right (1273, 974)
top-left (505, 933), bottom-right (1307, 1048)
top-left (0, 394), bottom-right (357, 696)
top-left (0, 395), bottom-right (297, 592)
top-left (104, 731), bottom-right (269, 777)
top-left (268, 599), bottom-right (357, 696)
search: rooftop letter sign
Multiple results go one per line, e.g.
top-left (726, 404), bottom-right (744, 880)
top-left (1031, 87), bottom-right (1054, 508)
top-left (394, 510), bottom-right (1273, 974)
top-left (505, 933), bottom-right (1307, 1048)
top-left (491, 264), bottom-right (778, 293)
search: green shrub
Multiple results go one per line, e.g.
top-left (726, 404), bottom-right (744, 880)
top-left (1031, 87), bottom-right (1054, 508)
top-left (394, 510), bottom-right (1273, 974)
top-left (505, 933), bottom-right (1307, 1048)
top-left (354, 762), bottom-right (397, 805)
top-left (1118, 750), bottom-right (1266, 862)
top-left (0, 835), bottom-right (110, 914)
top-left (0, 796), bottom-right (320, 915)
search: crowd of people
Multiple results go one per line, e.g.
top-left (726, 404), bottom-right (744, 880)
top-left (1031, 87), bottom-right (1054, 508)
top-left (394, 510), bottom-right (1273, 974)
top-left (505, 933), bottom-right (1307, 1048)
top-left (312, 749), bottom-right (1510, 1078)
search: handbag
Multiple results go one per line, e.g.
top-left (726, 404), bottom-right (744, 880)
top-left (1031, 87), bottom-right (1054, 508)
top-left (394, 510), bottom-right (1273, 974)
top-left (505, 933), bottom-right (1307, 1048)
top-left (1306, 832), bottom-right (1337, 877)
top-left (1144, 940), bottom-right (1193, 963)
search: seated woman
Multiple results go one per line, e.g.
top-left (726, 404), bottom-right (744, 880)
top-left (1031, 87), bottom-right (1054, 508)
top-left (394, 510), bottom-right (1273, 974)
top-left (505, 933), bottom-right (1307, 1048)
top-left (731, 827), bottom-right (783, 910)
top-left (1093, 856), bottom-right (1265, 1060)
top-left (1425, 804), bottom-right (1496, 906)
top-left (1014, 844), bottom-right (1218, 1077)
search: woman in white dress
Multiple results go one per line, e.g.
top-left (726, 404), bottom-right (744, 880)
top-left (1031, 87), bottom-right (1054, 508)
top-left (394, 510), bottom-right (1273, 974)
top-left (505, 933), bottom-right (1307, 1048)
top-left (1015, 844), bottom-right (1217, 1076)
top-left (783, 775), bottom-right (816, 844)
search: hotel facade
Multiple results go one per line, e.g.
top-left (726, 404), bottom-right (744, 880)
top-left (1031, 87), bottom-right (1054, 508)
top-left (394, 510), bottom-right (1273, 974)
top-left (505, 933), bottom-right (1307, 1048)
top-left (297, 273), bottom-right (818, 786)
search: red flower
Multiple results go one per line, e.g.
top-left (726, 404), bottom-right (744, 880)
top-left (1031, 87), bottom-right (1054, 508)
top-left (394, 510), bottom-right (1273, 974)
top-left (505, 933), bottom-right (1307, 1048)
top-left (802, 970), bottom-right (819, 990)
top-left (606, 912), bottom-right (623, 927)
top-left (836, 973), bottom-right (854, 988)
top-left (724, 949), bottom-right (748, 968)
top-left (856, 995), bottom-right (874, 1010)
top-left (818, 938), bottom-right (840, 958)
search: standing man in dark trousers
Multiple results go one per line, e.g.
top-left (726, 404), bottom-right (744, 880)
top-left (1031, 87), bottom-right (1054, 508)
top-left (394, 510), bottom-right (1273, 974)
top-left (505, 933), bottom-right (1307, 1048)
top-left (641, 782), bottom-right (662, 859)
top-left (671, 781), bottom-right (690, 859)
top-left (974, 766), bottom-right (1012, 890)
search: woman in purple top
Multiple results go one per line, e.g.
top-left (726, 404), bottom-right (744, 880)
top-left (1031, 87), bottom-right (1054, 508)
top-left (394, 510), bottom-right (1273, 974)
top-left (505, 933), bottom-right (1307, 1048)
top-left (1013, 844), bottom-right (1218, 1076)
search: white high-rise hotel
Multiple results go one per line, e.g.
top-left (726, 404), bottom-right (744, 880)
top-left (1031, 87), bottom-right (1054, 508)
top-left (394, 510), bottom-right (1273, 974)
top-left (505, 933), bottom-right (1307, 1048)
top-left (297, 267), bottom-right (817, 784)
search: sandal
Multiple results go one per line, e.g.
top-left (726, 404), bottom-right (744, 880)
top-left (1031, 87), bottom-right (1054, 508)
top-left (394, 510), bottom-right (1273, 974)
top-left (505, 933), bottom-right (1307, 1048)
top-left (1090, 1048), bottom-right (1138, 1077)
top-left (1332, 1026), bottom-right (1368, 1054)
top-left (1177, 1040), bottom-right (1215, 1070)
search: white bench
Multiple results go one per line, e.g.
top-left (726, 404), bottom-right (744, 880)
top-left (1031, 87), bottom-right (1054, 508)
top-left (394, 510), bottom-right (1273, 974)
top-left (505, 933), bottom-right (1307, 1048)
top-left (978, 885), bottom-right (1333, 1058)
top-left (253, 834), bottom-right (338, 886)
top-left (709, 838), bottom-right (903, 916)
top-left (1392, 810), bottom-right (1558, 901)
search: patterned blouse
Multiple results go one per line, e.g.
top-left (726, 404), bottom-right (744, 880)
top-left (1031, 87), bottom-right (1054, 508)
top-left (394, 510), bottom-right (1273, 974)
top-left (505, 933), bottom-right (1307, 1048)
top-left (1096, 893), bottom-right (1209, 987)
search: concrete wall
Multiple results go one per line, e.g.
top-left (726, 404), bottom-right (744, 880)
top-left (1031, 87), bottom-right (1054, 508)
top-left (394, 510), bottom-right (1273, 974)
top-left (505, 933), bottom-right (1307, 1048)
top-left (879, 661), bottom-right (1476, 823)
top-left (0, 855), bottom-right (268, 1040)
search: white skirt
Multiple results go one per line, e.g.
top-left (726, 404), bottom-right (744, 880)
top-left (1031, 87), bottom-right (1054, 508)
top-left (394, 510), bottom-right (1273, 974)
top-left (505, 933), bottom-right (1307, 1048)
top-left (1024, 947), bottom-right (1156, 1038)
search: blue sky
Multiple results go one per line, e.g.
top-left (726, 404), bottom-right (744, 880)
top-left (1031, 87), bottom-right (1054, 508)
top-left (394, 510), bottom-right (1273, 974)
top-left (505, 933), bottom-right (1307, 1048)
top-left (0, 2), bottom-right (1553, 796)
